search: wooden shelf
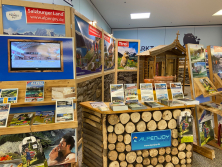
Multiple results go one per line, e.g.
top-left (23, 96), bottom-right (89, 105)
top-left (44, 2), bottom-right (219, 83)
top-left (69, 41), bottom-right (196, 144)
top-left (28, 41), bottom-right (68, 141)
top-left (10, 99), bottom-right (77, 108)
top-left (0, 121), bottom-right (78, 135)
top-left (207, 139), bottom-right (222, 150)
top-left (199, 101), bottom-right (222, 116)
top-left (80, 101), bottom-right (195, 115)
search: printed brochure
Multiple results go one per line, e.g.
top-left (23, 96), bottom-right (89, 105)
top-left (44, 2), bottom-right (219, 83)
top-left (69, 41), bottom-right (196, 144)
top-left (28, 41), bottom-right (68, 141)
top-left (170, 83), bottom-right (184, 100)
top-left (25, 81), bottom-right (44, 102)
top-left (155, 83), bottom-right (169, 102)
top-left (110, 84), bottom-right (125, 105)
top-left (56, 100), bottom-right (74, 122)
top-left (140, 83), bottom-right (154, 102)
top-left (124, 84), bottom-right (138, 104)
top-left (52, 87), bottom-right (76, 100)
top-left (33, 111), bottom-right (55, 125)
top-left (0, 103), bottom-right (10, 127)
top-left (0, 88), bottom-right (18, 104)
top-left (9, 113), bottom-right (34, 126)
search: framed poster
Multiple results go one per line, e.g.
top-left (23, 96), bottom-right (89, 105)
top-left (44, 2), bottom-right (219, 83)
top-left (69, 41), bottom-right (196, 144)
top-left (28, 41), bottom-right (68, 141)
top-left (104, 33), bottom-right (115, 71)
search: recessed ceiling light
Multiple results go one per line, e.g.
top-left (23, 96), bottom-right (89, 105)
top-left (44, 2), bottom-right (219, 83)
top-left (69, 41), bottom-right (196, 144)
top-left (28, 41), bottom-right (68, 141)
top-left (130, 13), bottom-right (150, 19)
top-left (213, 9), bottom-right (222, 16)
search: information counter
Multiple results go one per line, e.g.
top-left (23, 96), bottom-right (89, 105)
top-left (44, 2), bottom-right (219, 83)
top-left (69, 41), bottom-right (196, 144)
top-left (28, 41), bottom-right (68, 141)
top-left (80, 101), bottom-right (195, 167)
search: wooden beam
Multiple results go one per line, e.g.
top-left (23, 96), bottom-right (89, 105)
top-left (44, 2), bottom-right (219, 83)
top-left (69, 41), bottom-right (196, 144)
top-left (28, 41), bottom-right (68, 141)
top-left (193, 144), bottom-right (215, 160)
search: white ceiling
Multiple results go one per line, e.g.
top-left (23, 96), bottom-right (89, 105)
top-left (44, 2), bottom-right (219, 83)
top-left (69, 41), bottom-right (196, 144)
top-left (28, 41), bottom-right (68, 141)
top-left (90, 0), bottom-right (222, 29)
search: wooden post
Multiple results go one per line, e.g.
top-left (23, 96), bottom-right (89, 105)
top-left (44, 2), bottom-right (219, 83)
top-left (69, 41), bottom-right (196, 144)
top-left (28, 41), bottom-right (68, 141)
top-left (183, 56), bottom-right (187, 93)
top-left (153, 56), bottom-right (156, 77)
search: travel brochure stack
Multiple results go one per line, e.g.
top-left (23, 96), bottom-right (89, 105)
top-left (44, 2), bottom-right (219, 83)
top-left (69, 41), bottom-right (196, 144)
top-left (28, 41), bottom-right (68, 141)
top-left (0, 81), bottom-right (76, 128)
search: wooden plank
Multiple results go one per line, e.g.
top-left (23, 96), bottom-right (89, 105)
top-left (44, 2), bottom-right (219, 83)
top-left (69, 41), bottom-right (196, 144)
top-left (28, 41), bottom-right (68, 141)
top-left (84, 147), bottom-right (103, 164)
top-left (83, 128), bottom-right (103, 141)
top-left (149, 61), bottom-right (154, 78)
top-left (104, 70), bottom-right (115, 75)
top-left (102, 30), bottom-right (105, 102)
top-left (83, 139), bottom-right (103, 152)
top-left (183, 56), bottom-right (187, 93)
top-left (83, 108), bottom-right (102, 118)
top-left (84, 152), bottom-right (103, 166)
top-left (0, 121), bottom-right (78, 135)
top-left (137, 52), bottom-right (140, 88)
top-left (83, 122), bottom-right (102, 135)
top-left (207, 46), bottom-right (214, 83)
top-left (83, 112), bottom-right (101, 123)
top-left (82, 133), bottom-right (103, 147)
top-left (186, 45), bottom-right (194, 99)
top-left (214, 73), bottom-right (222, 88)
top-left (199, 101), bottom-right (222, 116)
top-left (83, 118), bottom-right (102, 130)
top-left (80, 102), bottom-right (195, 115)
top-left (193, 106), bottom-right (200, 146)
top-left (115, 39), bottom-right (118, 84)
top-left (193, 77), bottom-right (222, 97)
top-left (102, 115), bottom-right (107, 167)
top-left (0, 0), bottom-right (3, 34)
top-left (193, 144), bottom-right (215, 160)
top-left (207, 139), bottom-right (222, 150)
top-left (76, 73), bottom-right (103, 83)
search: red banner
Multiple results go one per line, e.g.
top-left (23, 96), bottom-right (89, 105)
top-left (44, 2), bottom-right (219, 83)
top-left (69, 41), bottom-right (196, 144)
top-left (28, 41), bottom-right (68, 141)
top-left (25, 7), bottom-right (65, 24)
top-left (214, 46), bottom-right (222, 52)
top-left (118, 41), bottom-right (129, 47)
top-left (104, 34), bottom-right (110, 43)
top-left (89, 25), bottom-right (102, 38)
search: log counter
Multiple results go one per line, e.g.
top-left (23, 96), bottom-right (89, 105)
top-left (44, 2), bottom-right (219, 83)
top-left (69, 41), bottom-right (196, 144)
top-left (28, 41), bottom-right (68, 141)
top-left (80, 102), bottom-right (195, 167)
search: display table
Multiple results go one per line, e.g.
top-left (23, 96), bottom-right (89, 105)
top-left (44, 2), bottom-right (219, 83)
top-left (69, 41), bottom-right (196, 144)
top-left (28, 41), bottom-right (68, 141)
top-left (80, 101), bottom-right (195, 167)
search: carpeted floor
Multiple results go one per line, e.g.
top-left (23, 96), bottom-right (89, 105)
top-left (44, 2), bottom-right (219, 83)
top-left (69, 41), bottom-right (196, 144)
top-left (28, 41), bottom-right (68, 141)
top-left (78, 86), bottom-right (222, 167)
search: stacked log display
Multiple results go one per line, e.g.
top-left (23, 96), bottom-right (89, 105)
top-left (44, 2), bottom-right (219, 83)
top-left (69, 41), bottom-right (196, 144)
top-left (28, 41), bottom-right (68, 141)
top-left (81, 106), bottom-right (193, 167)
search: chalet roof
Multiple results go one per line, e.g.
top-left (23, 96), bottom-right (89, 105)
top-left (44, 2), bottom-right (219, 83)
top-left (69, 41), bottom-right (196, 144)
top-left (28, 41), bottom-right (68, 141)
top-left (136, 38), bottom-right (186, 57)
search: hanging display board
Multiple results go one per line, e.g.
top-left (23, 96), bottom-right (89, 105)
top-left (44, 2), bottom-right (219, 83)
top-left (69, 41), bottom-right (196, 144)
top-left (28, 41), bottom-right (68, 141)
top-left (117, 41), bottom-right (138, 70)
top-left (75, 16), bottom-right (102, 76)
top-left (2, 5), bottom-right (66, 36)
top-left (104, 33), bottom-right (115, 71)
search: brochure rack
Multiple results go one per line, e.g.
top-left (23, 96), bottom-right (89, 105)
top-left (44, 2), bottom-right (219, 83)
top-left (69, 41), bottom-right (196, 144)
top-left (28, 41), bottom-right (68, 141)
top-left (80, 101), bottom-right (195, 167)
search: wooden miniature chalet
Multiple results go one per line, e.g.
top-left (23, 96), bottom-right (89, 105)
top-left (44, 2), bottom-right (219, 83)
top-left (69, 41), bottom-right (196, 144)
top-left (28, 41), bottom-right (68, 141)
top-left (136, 31), bottom-right (187, 90)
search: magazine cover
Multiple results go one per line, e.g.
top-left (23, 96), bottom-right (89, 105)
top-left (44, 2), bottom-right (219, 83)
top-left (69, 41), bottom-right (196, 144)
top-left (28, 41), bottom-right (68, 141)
top-left (56, 100), bottom-right (74, 123)
top-left (9, 113), bottom-right (34, 126)
top-left (0, 104), bottom-right (10, 128)
top-left (199, 78), bottom-right (217, 94)
top-left (140, 83), bottom-right (154, 102)
top-left (33, 111), bottom-right (55, 125)
top-left (170, 83), bottom-right (184, 100)
top-left (209, 46), bottom-right (222, 79)
top-left (25, 81), bottom-right (44, 102)
top-left (110, 84), bottom-right (125, 105)
top-left (52, 87), bottom-right (76, 100)
top-left (124, 84), bottom-right (138, 104)
top-left (178, 113), bottom-right (193, 143)
top-left (198, 109), bottom-right (215, 146)
top-left (0, 88), bottom-right (18, 104)
top-left (155, 83), bottom-right (169, 102)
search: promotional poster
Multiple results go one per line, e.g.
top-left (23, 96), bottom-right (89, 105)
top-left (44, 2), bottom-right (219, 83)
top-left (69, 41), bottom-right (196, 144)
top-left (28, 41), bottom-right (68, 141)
top-left (110, 84), bottom-right (125, 105)
top-left (209, 46), bottom-right (222, 78)
top-left (56, 100), bottom-right (74, 122)
top-left (104, 34), bottom-right (115, 71)
top-left (118, 41), bottom-right (138, 70)
top-left (131, 130), bottom-right (171, 150)
top-left (75, 16), bottom-right (102, 76)
top-left (2, 5), bottom-right (65, 36)
top-left (170, 83), bottom-right (184, 100)
top-left (124, 84), bottom-right (138, 104)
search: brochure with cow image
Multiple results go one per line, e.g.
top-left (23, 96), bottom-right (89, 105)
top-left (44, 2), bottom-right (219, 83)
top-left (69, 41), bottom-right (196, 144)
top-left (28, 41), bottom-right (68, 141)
top-left (0, 103), bottom-right (11, 128)
top-left (52, 87), bottom-right (76, 100)
top-left (0, 88), bottom-right (18, 104)
top-left (25, 81), bottom-right (44, 102)
top-left (155, 83), bottom-right (169, 102)
top-left (110, 84), bottom-right (125, 105)
top-left (170, 83), bottom-right (184, 100)
top-left (56, 100), bottom-right (74, 123)
top-left (124, 84), bottom-right (138, 104)
top-left (140, 83), bottom-right (154, 102)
